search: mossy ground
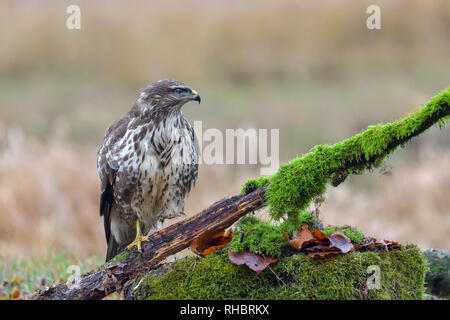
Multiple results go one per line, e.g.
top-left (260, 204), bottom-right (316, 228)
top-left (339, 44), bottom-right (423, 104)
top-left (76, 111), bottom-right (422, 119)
top-left (132, 244), bottom-right (427, 300)
top-left (131, 213), bottom-right (427, 300)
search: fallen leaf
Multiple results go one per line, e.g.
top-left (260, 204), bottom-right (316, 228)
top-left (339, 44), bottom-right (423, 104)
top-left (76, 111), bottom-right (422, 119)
top-left (301, 238), bottom-right (330, 249)
top-left (354, 238), bottom-right (401, 252)
top-left (190, 229), bottom-right (232, 256)
top-left (304, 243), bottom-right (337, 252)
top-left (329, 231), bottom-right (354, 253)
top-left (383, 240), bottom-right (401, 249)
top-left (312, 229), bottom-right (329, 241)
top-left (309, 249), bottom-right (342, 259)
top-left (288, 223), bottom-right (313, 250)
top-left (228, 250), bottom-right (278, 273)
top-left (374, 239), bottom-right (402, 251)
top-left (12, 290), bottom-right (20, 299)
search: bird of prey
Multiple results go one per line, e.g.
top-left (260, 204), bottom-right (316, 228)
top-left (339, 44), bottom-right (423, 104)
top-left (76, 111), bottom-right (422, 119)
top-left (97, 79), bottom-right (200, 261)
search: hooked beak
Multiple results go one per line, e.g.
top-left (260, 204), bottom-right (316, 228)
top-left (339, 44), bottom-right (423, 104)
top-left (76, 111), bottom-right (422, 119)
top-left (192, 89), bottom-right (201, 103)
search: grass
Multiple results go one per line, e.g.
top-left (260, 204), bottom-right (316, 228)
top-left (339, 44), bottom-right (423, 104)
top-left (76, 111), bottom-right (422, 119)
top-left (0, 251), bottom-right (104, 299)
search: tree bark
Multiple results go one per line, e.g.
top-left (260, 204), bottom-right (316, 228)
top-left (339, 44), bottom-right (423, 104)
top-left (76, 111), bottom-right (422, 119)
top-left (30, 185), bottom-right (267, 300)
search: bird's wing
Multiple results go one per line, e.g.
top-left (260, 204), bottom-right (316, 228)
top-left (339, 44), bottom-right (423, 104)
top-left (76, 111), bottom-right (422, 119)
top-left (172, 119), bottom-right (199, 197)
top-left (188, 123), bottom-right (200, 192)
top-left (97, 116), bottom-right (130, 243)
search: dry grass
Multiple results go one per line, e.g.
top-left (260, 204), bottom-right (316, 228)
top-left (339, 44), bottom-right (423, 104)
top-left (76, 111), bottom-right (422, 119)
top-left (0, 127), bottom-right (102, 257)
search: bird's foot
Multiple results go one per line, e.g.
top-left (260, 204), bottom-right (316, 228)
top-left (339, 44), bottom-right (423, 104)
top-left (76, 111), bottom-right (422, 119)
top-left (127, 219), bottom-right (150, 254)
top-left (126, 234), bottom-right (151, 253)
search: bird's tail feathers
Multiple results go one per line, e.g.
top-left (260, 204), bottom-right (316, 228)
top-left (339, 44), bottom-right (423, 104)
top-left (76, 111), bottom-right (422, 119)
top-left (106, 236), bottom-right (121, 262)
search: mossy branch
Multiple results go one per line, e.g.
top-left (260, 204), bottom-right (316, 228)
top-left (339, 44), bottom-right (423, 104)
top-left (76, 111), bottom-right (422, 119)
top-left (242, 88), bottom-right (450, 220)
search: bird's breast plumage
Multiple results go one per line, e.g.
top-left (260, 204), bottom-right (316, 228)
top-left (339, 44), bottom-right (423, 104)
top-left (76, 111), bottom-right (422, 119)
top-left (110, 113), bottom-right (198, 227)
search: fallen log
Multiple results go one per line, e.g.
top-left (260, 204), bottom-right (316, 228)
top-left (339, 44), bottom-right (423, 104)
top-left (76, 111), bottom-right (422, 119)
top-left (31, 185), bottom-right (267, 300)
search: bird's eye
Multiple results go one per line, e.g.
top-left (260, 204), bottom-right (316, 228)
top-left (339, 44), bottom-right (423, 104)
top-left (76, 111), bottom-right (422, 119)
top-left (174, 88), bottom-right (183, 94)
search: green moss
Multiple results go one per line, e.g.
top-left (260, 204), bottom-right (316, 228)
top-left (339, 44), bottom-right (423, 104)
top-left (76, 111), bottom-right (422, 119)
top-left (133, 245), bottom-right (427, 300)
top-left (241, 176), bottom-right (270, 195)
top-left (107, 249), bottom-right (138, 263)
top-left (278, 210), bottom-right (316, 234)
top-left (228, 212), bottom-right (318, 258)
top-left (227, 215), bottom-right (289, 258)
top-left (241, 88), bottom-right (450, 221)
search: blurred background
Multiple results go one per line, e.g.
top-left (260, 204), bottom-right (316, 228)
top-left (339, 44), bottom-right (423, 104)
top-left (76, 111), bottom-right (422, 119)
top-left (0, 0), bottom-right (449, 277)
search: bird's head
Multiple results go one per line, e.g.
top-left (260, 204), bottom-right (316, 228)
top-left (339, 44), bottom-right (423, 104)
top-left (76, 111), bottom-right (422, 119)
top-left (138, 79), bottom-right (201, 113)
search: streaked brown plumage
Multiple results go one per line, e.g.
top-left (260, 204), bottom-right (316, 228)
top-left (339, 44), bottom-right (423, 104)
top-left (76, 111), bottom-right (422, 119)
top-left (97, 79), bottom-right (200, 261)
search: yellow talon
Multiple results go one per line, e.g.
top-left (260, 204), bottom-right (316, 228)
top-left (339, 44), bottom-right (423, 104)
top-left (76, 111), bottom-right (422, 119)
top-left (127, 219), bottom-right (150, 251)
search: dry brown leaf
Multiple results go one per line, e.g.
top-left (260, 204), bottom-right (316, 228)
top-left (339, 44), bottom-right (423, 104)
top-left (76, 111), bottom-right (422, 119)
top-left (286, 224), bottom-right (401, 260)
top-left (312, 228), bottom-right (329, 241)
top-left (383, 240), bottom-right (401, 248)
top-left (190, 229), bottom-right (232, 256)
top-left (355, 238), bottom-right (401, 252)
top-left (288, 223), bottom-right (313, 250)
top-left (228, 250), bottom-right (278, 273)
top-left (12, 290), bottom-right (20, 299)
top-left (329, 231), bottom-right (354, 254)
top-left (309, 249), bottom-right (342, 259)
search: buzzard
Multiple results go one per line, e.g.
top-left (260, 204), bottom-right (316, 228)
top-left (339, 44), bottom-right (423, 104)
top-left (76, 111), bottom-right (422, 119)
top-left (97, 79), bottom-right (200, 261)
